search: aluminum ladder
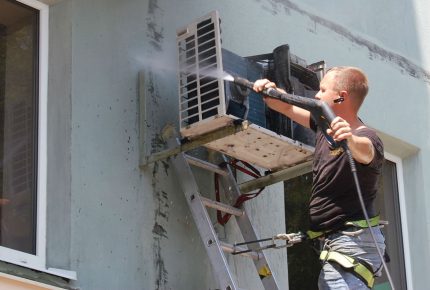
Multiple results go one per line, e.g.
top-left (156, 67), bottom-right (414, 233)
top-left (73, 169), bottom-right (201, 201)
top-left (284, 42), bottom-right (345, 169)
top-left (169, 138), bottom-right (282, 290)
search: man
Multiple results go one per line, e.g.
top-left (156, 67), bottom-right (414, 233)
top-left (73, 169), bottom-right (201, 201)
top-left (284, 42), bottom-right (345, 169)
top-left (253, 67), bottom-right (386, 289)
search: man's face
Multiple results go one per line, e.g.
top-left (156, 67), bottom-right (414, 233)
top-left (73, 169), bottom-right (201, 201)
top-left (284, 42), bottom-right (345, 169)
top-left (315, 72), bottom-right (341, 105)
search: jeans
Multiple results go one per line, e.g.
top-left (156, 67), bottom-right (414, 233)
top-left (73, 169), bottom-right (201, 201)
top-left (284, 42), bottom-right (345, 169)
top-left (318, 227), bottom-right (386, 290)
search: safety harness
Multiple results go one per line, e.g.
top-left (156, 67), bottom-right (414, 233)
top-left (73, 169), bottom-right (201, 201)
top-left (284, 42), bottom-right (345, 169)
top-left (230, 216), bottom-right (384, 288)
top-left (306, 215), bottom-right (381, 240)
top-left (320, 250), bottom-right (375, 288)
top-left (213, 157), bottom-right (383, 288)
top-left (308, 215), bottom-right (382, 288)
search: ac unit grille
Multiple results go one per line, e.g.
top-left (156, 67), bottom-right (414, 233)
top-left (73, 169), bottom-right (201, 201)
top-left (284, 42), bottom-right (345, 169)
top-left (177, 11), bottom-right (225, 129)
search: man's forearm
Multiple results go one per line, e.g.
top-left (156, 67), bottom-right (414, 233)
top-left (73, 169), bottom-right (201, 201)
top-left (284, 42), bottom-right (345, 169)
top-left (347, 135), bottom-right (375, 164)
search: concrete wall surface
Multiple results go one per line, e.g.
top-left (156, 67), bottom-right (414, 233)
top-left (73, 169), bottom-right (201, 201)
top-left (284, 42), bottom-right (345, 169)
top-left (5, 0), bottom-right (429, 289)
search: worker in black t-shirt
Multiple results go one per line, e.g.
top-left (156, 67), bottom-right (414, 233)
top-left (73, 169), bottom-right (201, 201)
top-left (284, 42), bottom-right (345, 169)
top-left (253, 67), bottom-right (385, 289)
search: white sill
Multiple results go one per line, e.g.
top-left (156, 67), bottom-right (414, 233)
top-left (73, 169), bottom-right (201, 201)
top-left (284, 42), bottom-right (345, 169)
top-left (3, 262), bottom-right (77, 281)
top-left (0, 249), bottom-right (77, 281)
top-left (45, 268), bottom-right (77, 281)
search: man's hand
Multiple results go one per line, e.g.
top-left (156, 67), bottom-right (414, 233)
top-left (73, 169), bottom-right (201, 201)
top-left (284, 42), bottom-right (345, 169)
top-left (328, 117), bottom-right (375, 164)
top-left (327, 116), bottom-right (352, 142)
top-left (251, 78), bottom-right (311, 128)
top-left (252, 78), bottom-right (277, 93)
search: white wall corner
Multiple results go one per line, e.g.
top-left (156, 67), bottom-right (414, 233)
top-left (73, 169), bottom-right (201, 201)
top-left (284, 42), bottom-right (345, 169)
top-left (376, 130), bottom-right (419, 159)
top-left (37, 0), bottom-right (64, 6)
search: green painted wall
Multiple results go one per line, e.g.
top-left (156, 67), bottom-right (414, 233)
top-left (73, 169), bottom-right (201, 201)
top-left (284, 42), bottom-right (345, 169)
top-left (2, 0), bottom-right (429, 289)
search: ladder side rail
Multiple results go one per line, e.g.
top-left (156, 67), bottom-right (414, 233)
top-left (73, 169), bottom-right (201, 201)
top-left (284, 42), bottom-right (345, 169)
top-left (221, 155), bottom-right (282, 290)
top-left (170, 144), bottom-right (241, 290)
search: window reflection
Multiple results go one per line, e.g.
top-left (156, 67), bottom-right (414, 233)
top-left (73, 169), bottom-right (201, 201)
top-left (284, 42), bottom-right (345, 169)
top-left (0, 0), bottom-right (39, 254)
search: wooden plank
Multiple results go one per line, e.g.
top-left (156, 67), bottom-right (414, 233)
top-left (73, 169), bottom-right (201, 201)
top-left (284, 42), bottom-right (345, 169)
top-left (205, 123), bottom-right (314, 171)
top-left (180, 115), bottom-right (235, 138)
top-left (239, 160), bottom-right (313, 194)
top-left (140, 120), bottom-right (249, 167)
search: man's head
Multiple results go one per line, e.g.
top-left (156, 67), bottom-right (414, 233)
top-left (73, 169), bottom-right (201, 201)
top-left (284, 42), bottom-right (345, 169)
top-left (324, 66), bottom-right (369, 110)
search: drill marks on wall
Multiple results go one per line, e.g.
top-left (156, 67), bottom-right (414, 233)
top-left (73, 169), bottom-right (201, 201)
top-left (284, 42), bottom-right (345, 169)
top-left (263, 0), bottom-right (430, 83)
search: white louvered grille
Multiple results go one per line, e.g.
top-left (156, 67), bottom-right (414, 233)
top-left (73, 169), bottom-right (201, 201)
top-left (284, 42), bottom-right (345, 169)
top-left (177, 11), bottom-right (225, 131)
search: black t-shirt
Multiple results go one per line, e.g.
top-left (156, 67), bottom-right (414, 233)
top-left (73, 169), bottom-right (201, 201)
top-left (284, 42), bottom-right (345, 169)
top-left (308, 120), bottom-right (384, 231)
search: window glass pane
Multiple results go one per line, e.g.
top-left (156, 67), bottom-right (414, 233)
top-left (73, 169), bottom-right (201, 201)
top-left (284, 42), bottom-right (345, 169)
top-left (0, 0), bottom-right (39, 254)
top-left (374, 159), bottom-right (407, 289)
top-left (284, 159), bottom-right (407, 289)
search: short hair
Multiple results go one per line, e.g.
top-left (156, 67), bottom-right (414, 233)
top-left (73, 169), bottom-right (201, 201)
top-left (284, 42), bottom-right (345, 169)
top-left (326, 67), bottom-right (369, 106)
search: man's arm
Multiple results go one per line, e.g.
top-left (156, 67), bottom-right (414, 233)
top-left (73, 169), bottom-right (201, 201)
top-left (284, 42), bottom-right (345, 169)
top-left (253, 79), bottom-right (311, 128)
top-left (346, 135), bottom-right (375, 165)
top-left (328, 117), bottom-right (375, 164)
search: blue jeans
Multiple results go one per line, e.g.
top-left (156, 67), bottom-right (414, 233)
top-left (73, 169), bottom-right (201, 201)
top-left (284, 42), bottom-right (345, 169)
top-left (318, 227), bottom-right (386, 290)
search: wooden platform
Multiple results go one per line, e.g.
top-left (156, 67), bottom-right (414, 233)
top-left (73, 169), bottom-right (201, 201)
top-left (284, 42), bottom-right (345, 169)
top-left (181, 116), bottom-right (314, 171)
top-left (180, 115), bottom-right (235, 138)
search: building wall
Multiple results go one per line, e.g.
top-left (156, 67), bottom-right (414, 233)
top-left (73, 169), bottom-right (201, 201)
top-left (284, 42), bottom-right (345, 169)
top-left (47, 0), bottom-right (288, 289)
top-left (3, 0), bottom-right (429, 289)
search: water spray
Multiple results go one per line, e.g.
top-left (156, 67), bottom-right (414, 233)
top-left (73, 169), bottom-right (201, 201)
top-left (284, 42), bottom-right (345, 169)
top-left (230, 75), bottom-right (395, 290)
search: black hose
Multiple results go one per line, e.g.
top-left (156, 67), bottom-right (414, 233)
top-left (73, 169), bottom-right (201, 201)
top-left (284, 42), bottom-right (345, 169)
top-left (234, 77), bottom-right (395, 290)
top-left (343, 145), bottom-right (395, 290)
top-left (233, 76), bottom-right (396, 289)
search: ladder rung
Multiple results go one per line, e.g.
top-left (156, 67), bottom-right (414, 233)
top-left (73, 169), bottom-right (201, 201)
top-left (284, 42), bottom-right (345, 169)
top-left (200, 196), bottom-right (243, 217)
top-left (185, 154), bottom-right (228, 176)
top-left (220, 241), bottom-right (262, 260)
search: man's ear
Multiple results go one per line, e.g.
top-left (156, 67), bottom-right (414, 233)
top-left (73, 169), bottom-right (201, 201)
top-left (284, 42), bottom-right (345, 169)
top-left (334, 90), bottom-right (347, 104)
top-left (339, 90), bottom-right (348, 99)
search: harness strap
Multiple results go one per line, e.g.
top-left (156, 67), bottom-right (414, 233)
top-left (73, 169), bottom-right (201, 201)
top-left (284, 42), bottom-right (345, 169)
top-left (345, 215), bottom-right (380, 228)
top-left (307, 215), bottom-right (381, 240)
top-left (320, 250), bottom-right (375, 288)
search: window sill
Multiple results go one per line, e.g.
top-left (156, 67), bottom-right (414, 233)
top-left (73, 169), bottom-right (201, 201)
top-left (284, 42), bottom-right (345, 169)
top-left (0, 271), bottom-right (68, 290)
top-left (0, 259), bottom-right (77, 289)
top-left (45, 268), bottom-right (77, 281)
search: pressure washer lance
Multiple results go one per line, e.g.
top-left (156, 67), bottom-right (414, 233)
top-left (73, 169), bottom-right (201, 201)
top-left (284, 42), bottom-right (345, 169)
top-left (231, 76), bottom-right (396, 290)
top-left (233, 76), bottom-right (337, 133)
top-left (231, 232), bottom-right (307, 255)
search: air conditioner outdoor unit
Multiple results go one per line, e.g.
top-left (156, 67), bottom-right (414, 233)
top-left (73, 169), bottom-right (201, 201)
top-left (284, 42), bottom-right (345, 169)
top-left (176, 11), bottom-right (321, 170)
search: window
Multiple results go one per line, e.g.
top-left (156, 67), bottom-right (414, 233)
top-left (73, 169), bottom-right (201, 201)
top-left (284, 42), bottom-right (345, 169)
top-left (284, 156), bottom-right (409, 289)
top-left (0, 0), bottom-right (48, 269)
top-left (374, 155), bottom-right (410, 290)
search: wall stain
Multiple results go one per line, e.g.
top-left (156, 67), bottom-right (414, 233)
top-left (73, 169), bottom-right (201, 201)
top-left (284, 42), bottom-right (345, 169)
top-left (151, 132), bottom-right (166, 154)
top-left (145, 1), bottom-right (172, 288)
top-left (146, 0), bottom-right (164, 51)
top-left (161, 160), bottom-right (169, 176)
top-left (152, 222), bottom-right (168, 238)
top-left (151, 160), bottom-right (170, 289)
top-left (263, 0), bottom-right (430, 82)
top-left (145, 71), bottom-right (159, 106)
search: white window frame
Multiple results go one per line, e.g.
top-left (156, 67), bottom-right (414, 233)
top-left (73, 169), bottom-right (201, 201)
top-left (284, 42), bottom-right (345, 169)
top-left (0, 0), bottom-right (48, 274)
top-left (383, 152), bottom-right (413, 290)
top-left (0, 0), bottom-right (75, 280)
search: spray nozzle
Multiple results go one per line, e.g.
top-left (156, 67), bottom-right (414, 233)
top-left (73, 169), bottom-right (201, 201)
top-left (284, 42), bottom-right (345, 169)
top-left (233, 76), bottom-right (255, 90)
